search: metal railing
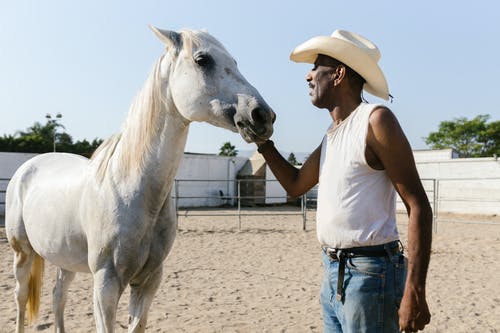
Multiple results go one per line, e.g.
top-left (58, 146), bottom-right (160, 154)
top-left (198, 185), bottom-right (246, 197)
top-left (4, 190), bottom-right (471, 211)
top-left (428, 177), bottom-right (500, 228)
top-left (2, 177), bottom-right (499, 230)
top-left (174, 177), bottom-right (500, 231)
top-left (173, 179), bottom-right (308, 230)
top-left (172, 178), bottom-right (440, 231)
top-left (0, 178), bottom-right (9, 226)
top-left (0, 178), bottom-right (9, 203)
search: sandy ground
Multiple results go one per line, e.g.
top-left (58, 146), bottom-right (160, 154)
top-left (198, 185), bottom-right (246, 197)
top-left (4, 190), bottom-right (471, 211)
top-left (1, 209), bottom-right (499, 333)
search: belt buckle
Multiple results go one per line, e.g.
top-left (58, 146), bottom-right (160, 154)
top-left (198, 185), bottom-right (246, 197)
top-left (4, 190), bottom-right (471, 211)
top-left (325, 247), bottom-right (339, 261)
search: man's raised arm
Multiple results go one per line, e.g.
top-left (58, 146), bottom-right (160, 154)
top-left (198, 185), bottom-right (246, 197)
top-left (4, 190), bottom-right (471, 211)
top-left (256, 140), bottom-right (322, 198)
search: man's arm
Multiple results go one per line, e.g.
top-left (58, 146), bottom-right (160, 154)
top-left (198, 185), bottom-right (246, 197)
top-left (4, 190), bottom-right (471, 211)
top-left (257, 140), bottom-right (321, 197)
top-left (367, 107), bottom-right (432, 333)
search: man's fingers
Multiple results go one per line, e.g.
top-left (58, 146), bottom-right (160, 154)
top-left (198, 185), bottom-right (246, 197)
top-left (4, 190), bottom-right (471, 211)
top-left (400, 323), bottom-right (413, 332)
top-left (400, 320), bottom-right (429, 332)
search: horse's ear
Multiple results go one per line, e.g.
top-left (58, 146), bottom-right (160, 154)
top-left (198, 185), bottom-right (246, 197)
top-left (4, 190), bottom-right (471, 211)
top-left (149, 25), bottom-right (182, 50)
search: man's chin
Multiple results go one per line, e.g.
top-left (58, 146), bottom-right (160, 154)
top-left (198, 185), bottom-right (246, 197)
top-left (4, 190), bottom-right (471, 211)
top-left (310, 97), bottom-right (322, 108)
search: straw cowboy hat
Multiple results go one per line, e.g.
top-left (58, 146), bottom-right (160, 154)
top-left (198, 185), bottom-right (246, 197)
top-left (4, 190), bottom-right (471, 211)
top-left (290, 30), bottom-right (390, 100)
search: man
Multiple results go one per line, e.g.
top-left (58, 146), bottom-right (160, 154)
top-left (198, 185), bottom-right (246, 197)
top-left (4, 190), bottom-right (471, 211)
top-left (257, 30), bottom-right (432, 332)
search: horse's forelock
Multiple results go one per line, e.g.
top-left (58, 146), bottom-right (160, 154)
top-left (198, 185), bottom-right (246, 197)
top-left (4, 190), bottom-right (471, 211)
top-left (178, 30), bottom-right (227, 56)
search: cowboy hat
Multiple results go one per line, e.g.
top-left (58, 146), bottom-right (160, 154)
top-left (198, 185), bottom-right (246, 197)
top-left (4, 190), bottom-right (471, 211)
top-left (290, 30), bottom-right (390, 100)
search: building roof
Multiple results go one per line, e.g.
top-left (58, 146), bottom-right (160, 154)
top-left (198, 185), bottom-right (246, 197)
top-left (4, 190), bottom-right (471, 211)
top-left (237, 151), bottom-right (266, 177)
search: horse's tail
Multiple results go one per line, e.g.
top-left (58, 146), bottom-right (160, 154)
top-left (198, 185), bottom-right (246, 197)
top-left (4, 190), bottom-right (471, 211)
top-left (27, 253), bottom-right (44, 325)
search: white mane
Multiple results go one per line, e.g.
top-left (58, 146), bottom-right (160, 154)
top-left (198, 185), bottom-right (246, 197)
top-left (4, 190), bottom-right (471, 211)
top-left (90, 57), bottom-right (164, 179)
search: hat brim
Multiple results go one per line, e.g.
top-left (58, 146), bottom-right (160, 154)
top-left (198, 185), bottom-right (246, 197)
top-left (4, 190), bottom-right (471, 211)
top-left (290, 36), bottom-right (389, 100)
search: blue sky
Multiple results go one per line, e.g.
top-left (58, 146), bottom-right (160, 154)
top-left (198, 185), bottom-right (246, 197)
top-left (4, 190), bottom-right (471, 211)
top-left (1, 1), bottom-right (499, 159)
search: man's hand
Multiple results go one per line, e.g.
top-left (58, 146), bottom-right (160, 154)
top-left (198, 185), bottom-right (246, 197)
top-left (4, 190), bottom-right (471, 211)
top-left (398, 286), bottom-right (431, 332)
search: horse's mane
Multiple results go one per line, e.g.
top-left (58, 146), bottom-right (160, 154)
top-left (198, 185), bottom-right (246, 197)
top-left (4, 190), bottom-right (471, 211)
top-left (91, 30), bottom-right (218, 181)
top-left (90, 55), bottom-right (164, 181)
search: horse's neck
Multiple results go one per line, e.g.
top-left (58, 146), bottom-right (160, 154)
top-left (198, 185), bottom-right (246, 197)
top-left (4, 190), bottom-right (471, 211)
top-left (113, 104), bottom-right (189, 208)
top-left (96, 65), bottom-right (190, 210)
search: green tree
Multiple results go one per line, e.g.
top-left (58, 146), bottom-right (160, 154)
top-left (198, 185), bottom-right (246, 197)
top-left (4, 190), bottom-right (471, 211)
top-left (218, 141), bottom-right (238, 157)
top-left (7, 121), bottom-right (53, 153)
top-left (0, 118), bottom-right (103, 156)
top-left (287, 152), bottom-right (300, 165)
top-left (70, 138), bottom-right (104, 158)
top-left (424, 114), bottom-right (500, 157)
top-left (0, 134), bottom-right (18, 152)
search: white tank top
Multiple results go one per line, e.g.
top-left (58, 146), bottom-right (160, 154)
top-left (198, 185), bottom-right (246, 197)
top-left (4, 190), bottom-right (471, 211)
top-left (316, 103), bottom-right (399, 249)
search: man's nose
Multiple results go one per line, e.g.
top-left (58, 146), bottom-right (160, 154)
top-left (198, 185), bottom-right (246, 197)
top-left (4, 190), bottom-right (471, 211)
top-left (306, 71), bottom-right (312, 82)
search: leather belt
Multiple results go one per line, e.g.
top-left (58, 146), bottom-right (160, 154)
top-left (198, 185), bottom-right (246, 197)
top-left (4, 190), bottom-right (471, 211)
top-left (322, 241), bottom-right (401, 301)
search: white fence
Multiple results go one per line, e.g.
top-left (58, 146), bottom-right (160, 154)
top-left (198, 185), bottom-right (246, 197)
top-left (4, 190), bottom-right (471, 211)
top-left (0, 178), bottom-right (8, 225)
top-left (173, 177), bottom-right (500, 231)
top-left (173, 179), bottom-right (308, 230)
top-left (2, 177), bottom-right (500, 229)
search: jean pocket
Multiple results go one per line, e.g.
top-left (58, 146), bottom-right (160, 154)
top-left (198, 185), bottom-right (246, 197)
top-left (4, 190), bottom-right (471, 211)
top-left (346, 256), bottom-right (386, 277)
top-left (393, 254), bottom-right (407, 304)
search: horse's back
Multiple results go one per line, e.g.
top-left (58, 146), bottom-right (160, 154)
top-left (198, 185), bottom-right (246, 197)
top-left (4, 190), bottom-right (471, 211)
top-left (6, 153), bottom-right (92, 272)
top-left (7, 153), bottom-right (89, 209)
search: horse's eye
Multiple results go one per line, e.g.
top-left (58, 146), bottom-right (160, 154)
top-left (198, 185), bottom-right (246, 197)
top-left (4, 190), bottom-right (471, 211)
top-left (194, 54), bottom-right (212, 67)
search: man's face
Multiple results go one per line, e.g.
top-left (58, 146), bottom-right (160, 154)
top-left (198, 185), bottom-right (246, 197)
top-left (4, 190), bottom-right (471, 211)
top-left (306, 55), bottom-right (339, 109)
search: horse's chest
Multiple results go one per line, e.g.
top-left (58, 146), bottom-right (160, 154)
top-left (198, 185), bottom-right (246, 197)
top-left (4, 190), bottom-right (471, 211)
top-left (107, 216), bottom-right (173, 270)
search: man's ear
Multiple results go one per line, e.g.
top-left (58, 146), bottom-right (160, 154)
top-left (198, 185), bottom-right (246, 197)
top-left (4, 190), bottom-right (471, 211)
top-left (333, 65), bottom-right (346, 86)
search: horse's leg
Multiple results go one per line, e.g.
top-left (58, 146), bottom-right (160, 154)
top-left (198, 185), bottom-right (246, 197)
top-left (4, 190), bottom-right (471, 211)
top-left (92, 266), bottom-right (124, 333)
top-left (53, 268), bottom-right (76, 333)
top-left (12, 248), bottom-right (35, 333)
top-left (127, 267), bottom-right (163, 333)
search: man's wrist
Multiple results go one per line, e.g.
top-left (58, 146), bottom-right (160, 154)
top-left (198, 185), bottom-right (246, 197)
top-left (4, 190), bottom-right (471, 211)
top-left (257, 139), bottom-right (274, 154)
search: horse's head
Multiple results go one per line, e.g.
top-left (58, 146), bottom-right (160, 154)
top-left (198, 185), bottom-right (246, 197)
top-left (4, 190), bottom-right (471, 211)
top-left (150, 26), bottom-right (275, 143)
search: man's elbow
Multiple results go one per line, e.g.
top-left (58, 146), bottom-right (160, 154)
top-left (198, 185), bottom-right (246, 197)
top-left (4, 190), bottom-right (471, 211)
top-left (409, 200), bottom-right (433, 224)
top-left (286, 187), bottom-right (306, 199)
top-left (419, 199), bottom-right (433, 219)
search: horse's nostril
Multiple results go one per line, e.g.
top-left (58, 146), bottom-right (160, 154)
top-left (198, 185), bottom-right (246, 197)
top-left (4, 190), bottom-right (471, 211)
top-left (236, 121), bottom-right (245, 128)
top-left (251, 107), bottom-right (266, 125)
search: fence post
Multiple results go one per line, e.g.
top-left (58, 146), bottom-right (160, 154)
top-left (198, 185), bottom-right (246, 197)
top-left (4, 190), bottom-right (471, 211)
top-left (302, 193), bottom-right (306, 231)
top-left (174, 179), bottom-right (179, 229)
top-left (237, 179), bottom-right (241, 230)
top-left (433, 179), bottom-right (439, 233)
top-left (0, 178), bottom-right (8, 227)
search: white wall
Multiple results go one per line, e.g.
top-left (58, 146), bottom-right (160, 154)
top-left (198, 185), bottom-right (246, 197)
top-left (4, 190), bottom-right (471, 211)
top-left (0, 152), bottom-right (38, 178)
top-left (0, 152), bottom-right (248, 216)
top-left (414, 156), bottom-right (500, 215)
top-left (413, 149), bottom-right (459, 162)
top-left (2, 150), bottom-right (499, 215)
top-left (174, 154), bottom-right (247, 207)
top-left (265, 165), bottom-right (287, 204)
top-left (0, 152), bottom-right (38, 220)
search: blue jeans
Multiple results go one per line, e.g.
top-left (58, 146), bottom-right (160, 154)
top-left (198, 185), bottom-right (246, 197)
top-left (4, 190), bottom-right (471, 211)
top-left (320, 247), bottom-right (407, 333)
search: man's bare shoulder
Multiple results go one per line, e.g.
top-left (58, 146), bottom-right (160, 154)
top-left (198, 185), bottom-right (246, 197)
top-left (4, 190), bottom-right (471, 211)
top-left (368, 105), bottom-right (402, 134)
top-left (369, 105), bottom-right (395, 122)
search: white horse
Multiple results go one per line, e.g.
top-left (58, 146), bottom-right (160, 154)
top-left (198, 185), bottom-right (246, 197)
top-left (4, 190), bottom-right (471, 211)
top-left (5, 26), bottom-right (275, 333)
